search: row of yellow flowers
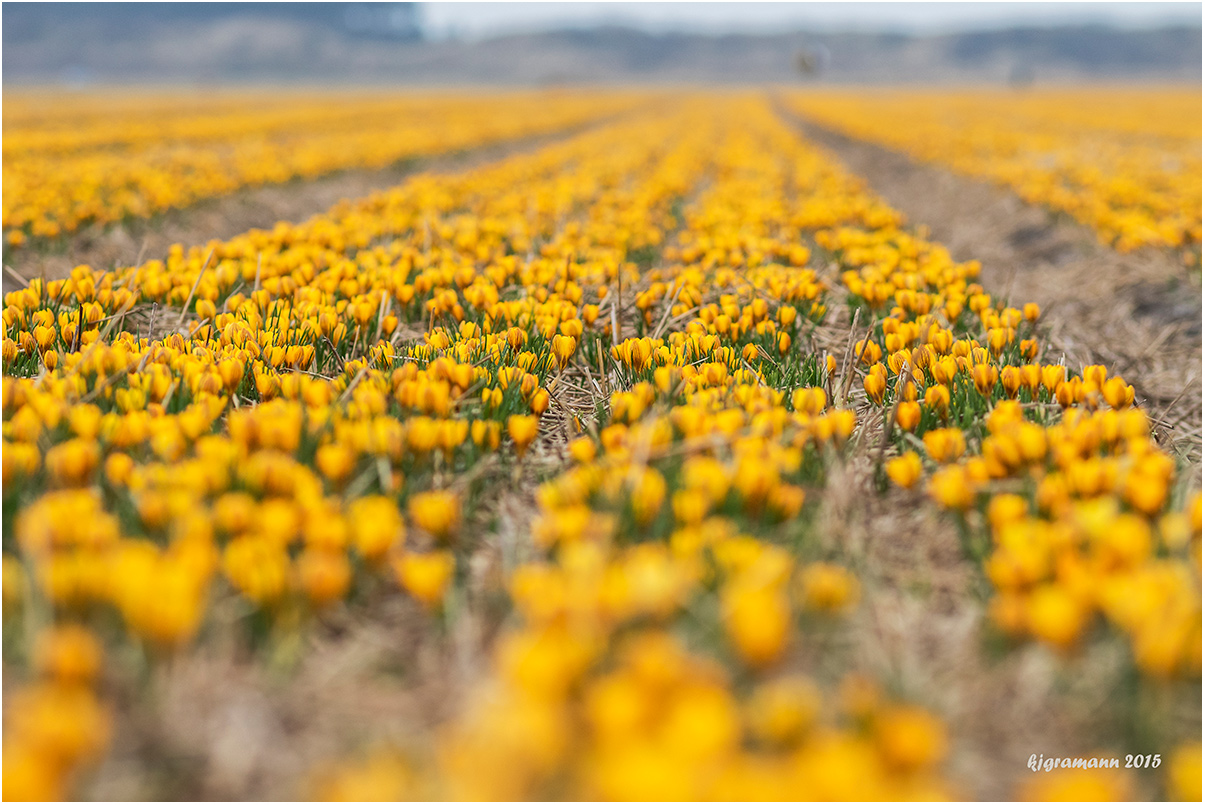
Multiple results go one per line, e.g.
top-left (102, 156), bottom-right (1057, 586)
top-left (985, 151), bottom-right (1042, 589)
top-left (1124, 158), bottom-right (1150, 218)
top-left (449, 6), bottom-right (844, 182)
top-left (3, 89), bottom-right (647, 244)
top-left (416, 100), bottom-right (955, 801)
top-left (811, 129), bottom-right (1202, 798)
top-left (820, 216), bottom-right (1201, 681)
top-left (785, 87), bottom-right (1202, 254)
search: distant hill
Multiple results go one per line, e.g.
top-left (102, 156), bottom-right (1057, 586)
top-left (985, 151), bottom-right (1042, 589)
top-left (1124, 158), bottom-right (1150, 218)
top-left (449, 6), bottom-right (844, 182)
top-left (2, 2), bottom-right (1200, 85)
top-left (3, 2), bottom-right (423, 42)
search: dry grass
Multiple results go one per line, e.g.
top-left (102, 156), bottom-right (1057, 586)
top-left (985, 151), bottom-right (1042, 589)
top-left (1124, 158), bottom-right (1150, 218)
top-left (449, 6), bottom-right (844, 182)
top-left (85, 588), bottom-right (458, 800)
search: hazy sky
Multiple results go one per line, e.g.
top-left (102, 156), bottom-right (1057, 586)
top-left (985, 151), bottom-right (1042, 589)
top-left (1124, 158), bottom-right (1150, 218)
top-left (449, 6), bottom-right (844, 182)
top-left (420, 1), bottom-right (1203, 40)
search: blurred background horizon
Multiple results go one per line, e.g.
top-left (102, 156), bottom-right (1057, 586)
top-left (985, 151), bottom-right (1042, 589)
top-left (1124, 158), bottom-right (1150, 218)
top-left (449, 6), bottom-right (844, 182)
top-left (3, 1), bottom-right (1202, 86)
top-left (420, 1), bottom-right (1202, 39)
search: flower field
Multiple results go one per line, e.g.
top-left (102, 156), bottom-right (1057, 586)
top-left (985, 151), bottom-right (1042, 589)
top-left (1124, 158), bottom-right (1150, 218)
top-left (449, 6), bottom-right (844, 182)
top-left (785, 88), bottom-right (1202, 255)
top-left (2, 90), bottom-right (1200, 801)
top-left (3, 90), bottom-right (645, 246)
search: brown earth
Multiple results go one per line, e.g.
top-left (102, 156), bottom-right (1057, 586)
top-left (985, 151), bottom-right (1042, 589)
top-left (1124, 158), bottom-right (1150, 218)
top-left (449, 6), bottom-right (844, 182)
top-left (85, 591), bottom-right (457, 800)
